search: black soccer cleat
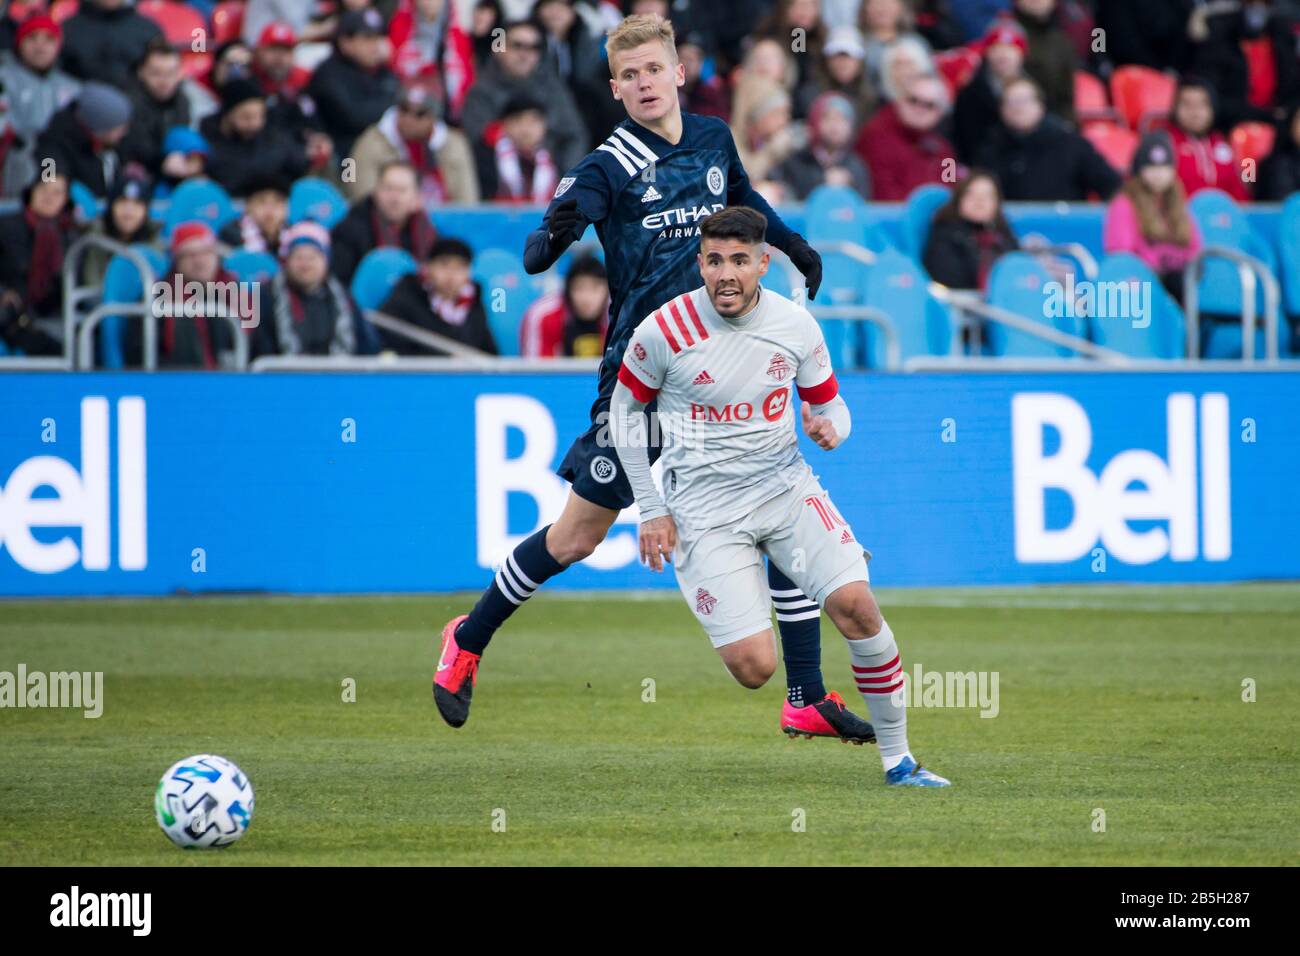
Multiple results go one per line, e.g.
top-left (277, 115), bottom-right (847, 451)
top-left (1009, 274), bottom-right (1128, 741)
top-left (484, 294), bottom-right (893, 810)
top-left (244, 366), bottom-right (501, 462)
top-left (781, 691), bottom-right (877, 744)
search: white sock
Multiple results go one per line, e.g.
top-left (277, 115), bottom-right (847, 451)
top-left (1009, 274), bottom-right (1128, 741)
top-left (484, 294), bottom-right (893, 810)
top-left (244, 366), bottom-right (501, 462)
top-left (846, 619), bottom-right (910, 771)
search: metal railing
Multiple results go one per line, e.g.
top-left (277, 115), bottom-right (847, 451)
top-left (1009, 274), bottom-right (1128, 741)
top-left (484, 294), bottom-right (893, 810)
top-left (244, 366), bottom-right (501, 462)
top-left (929, 283), bottom-right (1131, 364)
top-left (1182, 245), bottom-right (1281, 362)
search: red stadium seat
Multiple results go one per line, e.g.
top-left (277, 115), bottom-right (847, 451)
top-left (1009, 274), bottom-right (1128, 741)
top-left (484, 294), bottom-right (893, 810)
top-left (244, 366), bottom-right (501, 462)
top-left (1074, 70), bottom-right (1120, 126)
top-left (137, 1), bottom-right (207, 50)
top-left (1083, 122), bottom-right (1139, 173)
top-left (933, 47), bottom-right (981, 97)
top-left (49, 0), bottom-right (79, 24)
top-left (1230, 121), bottom-right (1277, 169)
top-left (1109, 65), bottom-right (1177, 133)
top-left (180, 49), bottom-right (212, 81)
top-left (210, 2), bottom-right (245, 47)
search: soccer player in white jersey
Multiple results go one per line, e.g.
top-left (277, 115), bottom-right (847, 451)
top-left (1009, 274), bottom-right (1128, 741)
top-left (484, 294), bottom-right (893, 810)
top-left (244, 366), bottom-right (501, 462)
top-left (611, 206), bottom-right (950, 787)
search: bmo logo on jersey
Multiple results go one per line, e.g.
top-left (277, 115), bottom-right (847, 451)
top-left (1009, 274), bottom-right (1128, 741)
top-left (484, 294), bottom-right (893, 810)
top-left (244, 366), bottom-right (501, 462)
top-left (1012, 392), bottom-right (1230, 566)
top-left (0, 397), bottom-right (148, 574)
top-left (690, 387), bottom-right (790, 423)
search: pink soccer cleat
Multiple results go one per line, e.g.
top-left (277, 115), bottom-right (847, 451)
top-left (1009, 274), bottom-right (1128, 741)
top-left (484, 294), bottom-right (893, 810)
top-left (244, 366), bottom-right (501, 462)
top-left (433, 614), bottom-right (479, 728)
top-left (781, 691), bottom-right (876, 744)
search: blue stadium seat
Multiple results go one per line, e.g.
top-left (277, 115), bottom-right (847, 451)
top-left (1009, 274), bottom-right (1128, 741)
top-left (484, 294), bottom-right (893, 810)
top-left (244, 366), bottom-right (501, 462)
top-left (100, 245), bottom-right (168, 369)
top-left (1278, 193), bottom-right (1300, 347)
top-left (861, 248), bottom-right (947, 367)
top-left (1188, 188), bottom-right (1278, 316)
top-left (473, 247), bottom-right (540, 357)
top-left (351, 248), bottom-right (418, 311)
top-left (1089, 254), bottom-right (1184, 359)
top-left (813, 246), bottom-right (868, 370)
top-left (288, 178), bottom-right (348, 229)
top-left (761, 258), bottom-right (794, 299)
top-left (986, 253), bottom-right (1086, 358)
top-left (224, 249), bottom-right (279, 284)
top-left (901, 183), bottom-right (950, 260)
top-left (70, 180), bottom-right (99, 223)
top-left (805, 184), bottom-right (893, 251)
top-left (163, 178), bottom-right (237, 236)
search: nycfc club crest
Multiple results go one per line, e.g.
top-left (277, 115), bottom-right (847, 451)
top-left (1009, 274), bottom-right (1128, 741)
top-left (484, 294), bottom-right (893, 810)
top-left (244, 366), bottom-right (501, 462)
top-left (590, 455), bottom-right (618, 484)
top-left (695, 588), bottom-right (717, 615)
top-left (766, 353), bottom-right (793, 381)
top-left (706, 166), bottom-right (724, 196)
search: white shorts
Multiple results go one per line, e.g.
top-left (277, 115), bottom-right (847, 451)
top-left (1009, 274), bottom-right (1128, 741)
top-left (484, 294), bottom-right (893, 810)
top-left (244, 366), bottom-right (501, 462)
top-left (671, 470), bottom-right (870, 648)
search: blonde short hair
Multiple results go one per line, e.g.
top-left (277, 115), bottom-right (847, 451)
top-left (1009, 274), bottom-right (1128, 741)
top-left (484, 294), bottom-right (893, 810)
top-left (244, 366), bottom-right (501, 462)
top-left (606, 14), bottom-right (677, 68)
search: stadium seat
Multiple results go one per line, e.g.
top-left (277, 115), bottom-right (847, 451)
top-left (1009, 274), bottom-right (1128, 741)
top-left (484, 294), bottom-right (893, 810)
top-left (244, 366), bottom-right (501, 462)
top-left (351, 248), bottom-right (418, 312)
top-left (986, 252), bottom-right (1085, 358)
top-left (1109, 66), bottom-right (1177, 132)
top-left (1278, 193), bottom-right (1300, 326)
top-left (861, 248), bottom-right (948, 367)
top-left (69, 180), bottom-right (99, 223)
top-left (1073, 70), bottom-right (1118, 126)
top-left (210, 1), bottom-right (245, 46)
top-left (933, 47), bottom-right (981, 96)
top-left (163, 178), bottom-right (238, 236)
top-left (761, 258), bottom-right (794, 299)
top-left (137, 1), bottom-right (210, 79)
top-left (1089, 254), bottom-right (1184, 359)
top-left (900, 183), bottom-right (950, 260)
top-left (1230, 121), bottom-right (1277, 170)
top-left (224, 250), bottom-right (280, 284)
top-left (50, 0), bottom-right (78, 24)
top-left (99, 245), bottom-right (168, 369)
top-left (472, 247), bottom-right (538, 357)
top-left (1083, 122), bottom-right (1139, 173)
top-left (288, 178), bottom-right (349, 229)
top-left (805, 184), bottom-right (875, 247)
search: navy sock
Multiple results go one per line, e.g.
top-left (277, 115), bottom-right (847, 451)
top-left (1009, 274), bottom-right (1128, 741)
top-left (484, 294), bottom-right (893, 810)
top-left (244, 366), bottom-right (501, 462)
top-left (455, 525), bottom-right (566, 655)
top-left (769, 561), bottom-right (826, 706)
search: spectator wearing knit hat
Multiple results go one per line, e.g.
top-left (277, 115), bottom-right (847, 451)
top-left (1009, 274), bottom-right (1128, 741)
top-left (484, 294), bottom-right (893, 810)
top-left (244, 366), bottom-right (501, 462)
top-left (254, 220), bottom-right (378, 358)
top-left (0, 14), bottom-right (81, 197)
top-left (199, 78), bottom-right (310, 197)
top-left (0, 170), bottom-right (79, 355)
top-left (771, 92), bottom-right (872, 200)
top-left (953, 19), bottom-right (1028, 165)
top-left (34, 81), bottom-right (133, 197)
top-left (130, 221), bottom-right (236, 369)
top-left (347, 75), bottom-right (479, 204)
top-left (218, 173), bottom-right (291, 255)
top-left (1103, 132), bottom-right (1202, 304)
top-left (307, 8), bottom-right (400, 159)
top-left (81, 165), bottom-right (162, 288)
top-left (378, 236), bottom-right (497, 356)
top-left (59, 0), bottom-right (163, 89)
top-left (157, 126), bottom-right (210, 198)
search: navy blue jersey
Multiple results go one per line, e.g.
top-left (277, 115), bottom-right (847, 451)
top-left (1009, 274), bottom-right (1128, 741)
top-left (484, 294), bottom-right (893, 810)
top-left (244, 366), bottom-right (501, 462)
top-left (524, 112), bottom-right (796, 401)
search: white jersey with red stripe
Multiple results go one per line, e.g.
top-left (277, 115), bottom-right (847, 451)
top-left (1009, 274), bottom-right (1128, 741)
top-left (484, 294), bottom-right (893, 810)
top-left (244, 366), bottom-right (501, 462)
top-left (617, 283), bottom-right (839, 530)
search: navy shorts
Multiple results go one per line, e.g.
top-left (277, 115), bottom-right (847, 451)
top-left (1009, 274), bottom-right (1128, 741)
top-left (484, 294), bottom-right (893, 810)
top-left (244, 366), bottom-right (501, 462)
top-left (556, 392), bottom-right (664, 512)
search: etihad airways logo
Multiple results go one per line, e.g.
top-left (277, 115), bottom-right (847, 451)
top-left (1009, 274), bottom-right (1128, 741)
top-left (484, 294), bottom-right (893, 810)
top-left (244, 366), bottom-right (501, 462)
top-left (642, 202), bottom-right (724, 232)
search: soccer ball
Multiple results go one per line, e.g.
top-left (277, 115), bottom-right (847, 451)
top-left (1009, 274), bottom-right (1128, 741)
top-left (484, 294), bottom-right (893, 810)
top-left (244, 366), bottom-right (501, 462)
top-left (154, 754), bottom-right (254, 848)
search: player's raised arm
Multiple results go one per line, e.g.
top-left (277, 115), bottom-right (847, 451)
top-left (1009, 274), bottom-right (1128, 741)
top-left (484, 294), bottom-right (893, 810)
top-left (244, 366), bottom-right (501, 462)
top-left (522, 162), bottom-right (612, 275)
top-left (795, 316), bottom-right (851, 449)
top-left (720, 121), bottom-right (823, 300)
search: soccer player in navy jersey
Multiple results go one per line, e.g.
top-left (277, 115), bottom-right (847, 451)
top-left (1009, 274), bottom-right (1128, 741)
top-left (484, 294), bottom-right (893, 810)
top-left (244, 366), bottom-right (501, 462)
top-left (435, 14), bottom-right (873, 746)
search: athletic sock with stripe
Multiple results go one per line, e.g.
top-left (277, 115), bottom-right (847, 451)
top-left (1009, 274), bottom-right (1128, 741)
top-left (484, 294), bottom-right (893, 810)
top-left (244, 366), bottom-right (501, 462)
top-left (455, 525), bottom-right (565, 655)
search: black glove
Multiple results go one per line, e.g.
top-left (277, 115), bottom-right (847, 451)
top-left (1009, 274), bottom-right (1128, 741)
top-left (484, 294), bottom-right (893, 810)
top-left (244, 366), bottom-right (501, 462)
top-left (786, 235), bottom-right (823, 302)
top-left (547, 198), bottom-right (587, 247)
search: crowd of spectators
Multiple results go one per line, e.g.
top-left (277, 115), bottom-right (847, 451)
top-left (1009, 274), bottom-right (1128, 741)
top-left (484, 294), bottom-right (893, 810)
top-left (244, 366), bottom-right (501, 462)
top-left (0, 0), bottom-right (1296, 365)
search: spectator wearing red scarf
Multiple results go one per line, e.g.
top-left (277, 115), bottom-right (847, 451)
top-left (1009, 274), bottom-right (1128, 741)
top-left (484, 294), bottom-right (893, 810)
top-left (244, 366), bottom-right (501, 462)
top-left (474, 95), bottom-right (559, 204)
top-left (378, 236), bottom-right (498, 355)
top-left (137, 222), bottom-right (239, 369)
top-left (0, 172), bottom-right (80, 354)
top-left (330, 160), bottom-right (438, 284)
top-left (346, 76), bottom-right (479, 204)
top-left (388, 0), bottom-right (477, 122)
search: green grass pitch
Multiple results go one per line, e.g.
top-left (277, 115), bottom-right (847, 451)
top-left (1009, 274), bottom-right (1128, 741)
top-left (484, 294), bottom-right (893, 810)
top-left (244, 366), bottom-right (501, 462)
top-left (1, 584), bottom-right (1297, 866)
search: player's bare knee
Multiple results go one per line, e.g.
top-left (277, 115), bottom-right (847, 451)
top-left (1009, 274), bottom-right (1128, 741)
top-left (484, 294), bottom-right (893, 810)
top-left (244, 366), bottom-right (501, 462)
top-left (730, 658), bottom-right (775, 689)
top-left (826, 584), bottom-right (882, 639)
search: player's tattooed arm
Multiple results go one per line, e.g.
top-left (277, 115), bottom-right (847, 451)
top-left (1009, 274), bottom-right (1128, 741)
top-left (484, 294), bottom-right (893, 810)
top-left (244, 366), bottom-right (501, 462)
top-left (801, 397), bottom-right (852, 450)
top-left (610, 380), bottom-right (676, 571)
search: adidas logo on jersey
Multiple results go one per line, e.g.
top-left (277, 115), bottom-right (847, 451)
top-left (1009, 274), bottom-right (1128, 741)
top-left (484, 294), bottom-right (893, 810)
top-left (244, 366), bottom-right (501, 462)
top-left (641, 185), bottom-right (663, 203)
top-left (841, 528), bottom-right (855, 545)
top-left (692, 369), bottom-right (715, 385)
